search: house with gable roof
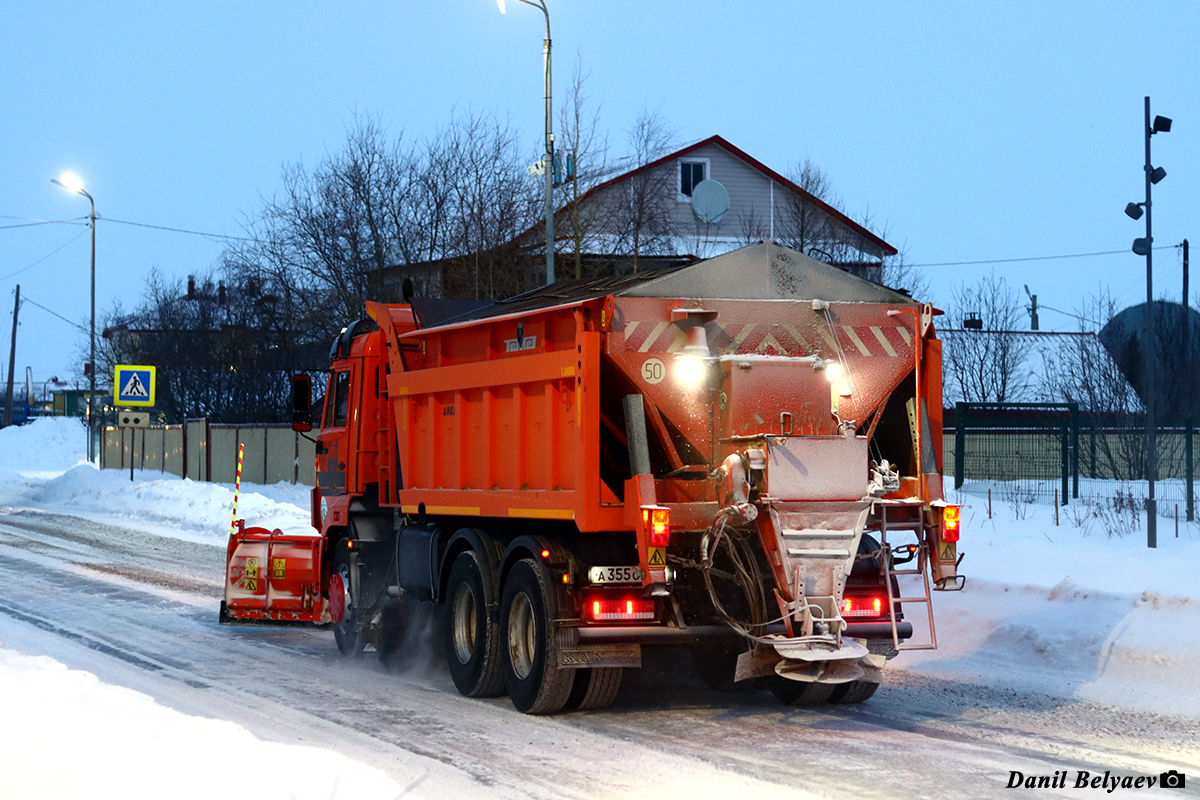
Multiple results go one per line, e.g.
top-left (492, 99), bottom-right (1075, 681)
top-left (546, 135), bottom-right (896, 277)
top-left (372, 135), bottom-right (898, 299)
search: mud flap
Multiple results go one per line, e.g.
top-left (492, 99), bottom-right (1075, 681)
top-left (556, 629), bottom-right (641, 669)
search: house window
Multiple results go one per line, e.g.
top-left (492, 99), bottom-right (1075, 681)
top-left (679, 159), bottom-right (708, 199)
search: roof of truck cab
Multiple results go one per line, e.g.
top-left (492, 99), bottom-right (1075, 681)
top-left (423, 240), bottom-right (916, 330)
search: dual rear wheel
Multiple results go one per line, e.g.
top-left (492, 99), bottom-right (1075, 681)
top-left (444, 553), bottom-right (622, 714)
top-left (770, 676), bottom-right (879, 705)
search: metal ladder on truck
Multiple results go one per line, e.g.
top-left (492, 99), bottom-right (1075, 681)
top-left (875, 499), bottom-right (937, 652)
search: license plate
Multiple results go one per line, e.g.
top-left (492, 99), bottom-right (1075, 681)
top-left (588, 566), bottom-right (643, 584)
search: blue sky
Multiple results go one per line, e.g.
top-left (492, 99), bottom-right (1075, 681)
top-left (3, 1), bottom-right (1198, 388)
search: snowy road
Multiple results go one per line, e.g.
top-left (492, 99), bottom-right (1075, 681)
top-left (1, 507), bottom-right (1196, 799)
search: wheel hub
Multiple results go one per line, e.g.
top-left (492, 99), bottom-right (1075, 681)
top-left (329, 571), bottom-right (348, 624)
top-left (452, 583), bottom-right (477, 665)
top-left (507, 591), bottom-right (535, 680)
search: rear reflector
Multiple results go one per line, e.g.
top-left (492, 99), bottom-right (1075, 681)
top-left (842, 595), bottom-right (885, 618)
top-left (587, 596), bottom-right (655, 622)
top-left (943, 505), bottom-right (961, 543)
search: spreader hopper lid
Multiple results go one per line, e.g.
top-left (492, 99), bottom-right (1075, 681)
top-left (619, 240), bottom-right (915, 304)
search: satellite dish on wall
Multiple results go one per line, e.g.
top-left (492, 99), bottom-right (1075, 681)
top-left (691, 179), bottom-right (730, 224)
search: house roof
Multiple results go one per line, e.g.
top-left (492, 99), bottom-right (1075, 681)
top-left (519, 134), bottom-right (897, 258)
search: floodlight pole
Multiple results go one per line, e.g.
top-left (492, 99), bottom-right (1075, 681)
top-left (1142, 96), bottom-right (1157, 548)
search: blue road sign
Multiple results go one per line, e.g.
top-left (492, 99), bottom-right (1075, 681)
top-left (114, 365), bottom-right (156, 407)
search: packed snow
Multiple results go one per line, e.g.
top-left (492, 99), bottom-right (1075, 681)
top-left (1, 417), bottom-right (1198, 799)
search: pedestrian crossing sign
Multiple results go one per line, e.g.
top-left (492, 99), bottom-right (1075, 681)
top-left (114, 365), bottom-right (156, 407)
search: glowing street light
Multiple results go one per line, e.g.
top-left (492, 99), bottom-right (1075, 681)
top-left (498, 0), bottom-right (556, 286)
top-left (51, 172), bottom-right (98, 462)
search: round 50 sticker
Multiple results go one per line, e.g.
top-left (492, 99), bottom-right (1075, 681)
top-left (641, 357), bottom-right (666, 384)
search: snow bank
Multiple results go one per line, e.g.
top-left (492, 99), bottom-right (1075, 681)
top-left (902, 489), bottom-right (1200, 716)
top-left (0, 642), bottom-right (410, 800)
top-left (0, 416), bottom-right (89, 477)
top-left (0, 417), bottom-right (310, 544)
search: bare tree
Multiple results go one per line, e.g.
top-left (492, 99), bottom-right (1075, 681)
top-left (776, 159), bottom-right (842, 257)
top-left (100, 270), bottom-right (299, 423)
top-left (1038, 291), bottom-right (1146, 478)
top-left (554, 58), bottom-right (610, 279)
top-left (222, 115), bottom-right (418, 337)
top-left (432, 109), bottom-right (540, 299)
top-left (611, 106), bottom-right (679, 272)
top-left (856, 214), bottom-right (930, 300)
top-left (942, 273), bottom-right (1034, 403)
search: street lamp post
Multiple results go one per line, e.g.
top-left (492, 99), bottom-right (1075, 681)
top-left (51, 174), bottom-right (97, 463)
top-left (1125, 97), bottom-right (1172, 548)
top-left (498, 0), bottom-right (555, 286)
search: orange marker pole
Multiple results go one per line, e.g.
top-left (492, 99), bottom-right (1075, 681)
top-left (230, 443), bottom-right (245, 537)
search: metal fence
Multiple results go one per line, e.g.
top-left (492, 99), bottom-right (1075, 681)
top-left (944, 402), bottom-right (1198, 520)
top-left (99, 419), bottom-right (315, 486)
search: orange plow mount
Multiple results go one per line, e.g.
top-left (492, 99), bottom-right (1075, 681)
top-left (219, 520), bottom-right (329, 626)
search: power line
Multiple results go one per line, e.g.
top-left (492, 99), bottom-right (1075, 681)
top-left (104, 217), bottom-right (253, 242)
top-left (0, 230), bottom-right (89, 283)
top-left (0, 216), bottom-right (88, 229)
top-left (19, 295), bottom-right (87, 333)
top-left (0, 212), bottom-right (250, 242)
top-left (910, 243), bottom-right (1179, 268)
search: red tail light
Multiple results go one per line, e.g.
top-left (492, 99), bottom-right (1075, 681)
top-left (586, 595), bottom-right (656, 622)
top-left (942, 505), bottom-right (961, 543)
top-left (643, 507), bottom-right (670, 547)
top-left (842, 595), bottom-right (885, 618)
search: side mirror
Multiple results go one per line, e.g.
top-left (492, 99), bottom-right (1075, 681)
top-left (292, 374), bottom-right (313, 432)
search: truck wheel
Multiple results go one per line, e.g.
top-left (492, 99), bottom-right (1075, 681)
top-left (769, 677), bottom-right (836, 706)
top-left (501, 558), bottom-right (573, 714)
top-left (829, 680), bottom-right (879, 704)
top-left (445, 551), bottom-right (505, 697)
top-left (692, 641), bottom-right (746, 692)
top-left (331, 541), bottom-right (365, 657)
top-left (564, 668), bottom-right (623, 712)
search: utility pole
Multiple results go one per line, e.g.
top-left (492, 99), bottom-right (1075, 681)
top-left (1184, 239), bottom-right (1190, 312)
top-left (4, 285), bottom-right (19, 427)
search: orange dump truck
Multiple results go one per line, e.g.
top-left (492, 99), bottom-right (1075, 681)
top-left (221, 241), bottom-right (963, 713)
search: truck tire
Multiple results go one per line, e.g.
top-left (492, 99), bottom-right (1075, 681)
top-left (501, 558), bottom-right (573, 714)
top-left (769, 676), bottom-right (837, 706)
top-left (445, 551), bottom-right (505, 697)
top-left (692, 641), bottom-right (747, 692)
top-left (331, 540), bottom-right (365, 657)
top-left (565, 668), bottom-right (623, 712)
top-left (828, 680), bottom-right (879, 704)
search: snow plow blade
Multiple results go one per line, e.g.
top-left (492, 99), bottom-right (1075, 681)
top-left (221, 521), bottom-right (328, 626)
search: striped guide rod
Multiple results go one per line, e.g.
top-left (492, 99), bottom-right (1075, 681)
top-left (230, 443), bottom-right (245, 537)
